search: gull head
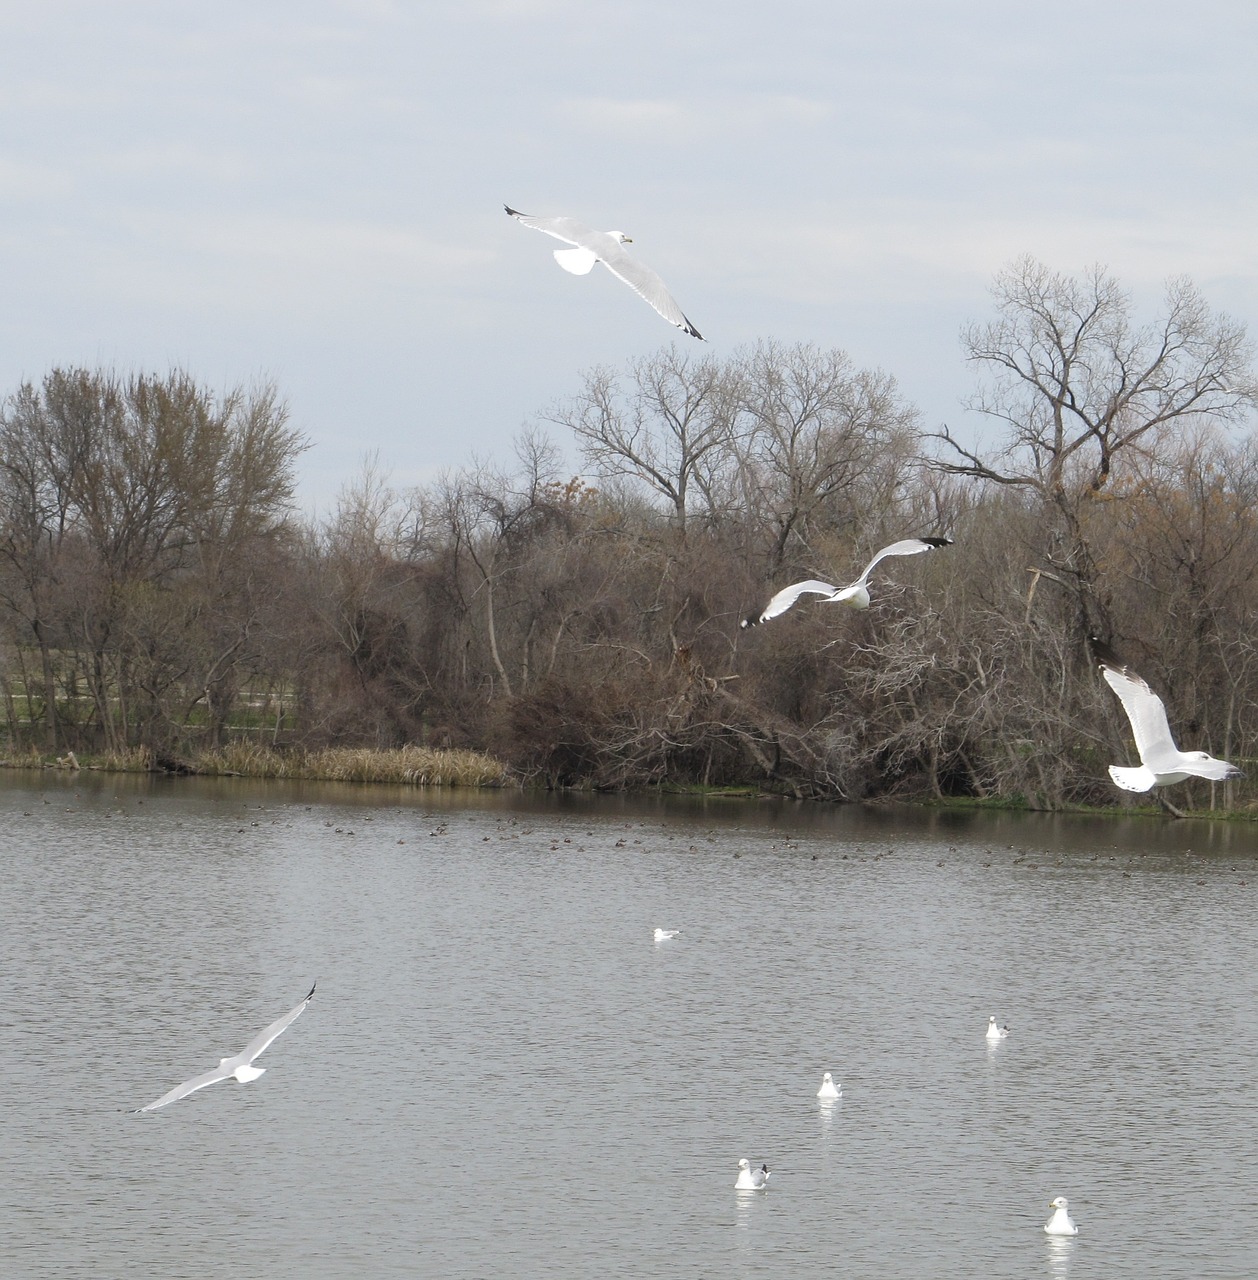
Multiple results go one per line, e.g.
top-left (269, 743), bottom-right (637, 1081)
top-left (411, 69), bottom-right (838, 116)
top-left (1049, 1197), bottom-right (1069, 1210)
top-left (609, 231), bottom-right (632, 244)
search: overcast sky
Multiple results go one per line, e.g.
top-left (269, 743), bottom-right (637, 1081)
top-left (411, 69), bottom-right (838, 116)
top-left (2, 1), bottom-right (1255, 514)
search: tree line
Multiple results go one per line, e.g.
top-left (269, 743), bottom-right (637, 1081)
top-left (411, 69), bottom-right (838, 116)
top-left (2, 257), bottom-right (1256, 809)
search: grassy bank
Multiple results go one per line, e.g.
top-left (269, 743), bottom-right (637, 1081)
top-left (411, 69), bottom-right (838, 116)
top-left (2, 743), bottom-right (511, 787)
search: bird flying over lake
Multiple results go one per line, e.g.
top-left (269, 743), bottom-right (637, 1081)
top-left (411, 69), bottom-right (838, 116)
top-left (1091, 638), bottom-right (1241, 792)
top-left (504, 205), bottom-right (703, 339)
top-left (741, 537), bottom-right (953, 627)
top-left (137, 983), bottom-right (316, 1112)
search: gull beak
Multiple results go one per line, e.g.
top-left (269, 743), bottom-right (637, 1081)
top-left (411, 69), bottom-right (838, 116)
top-left (624, 235), bottom-right (633, 243)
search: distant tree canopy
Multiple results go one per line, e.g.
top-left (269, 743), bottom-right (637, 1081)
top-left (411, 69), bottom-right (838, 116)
top-left (2, 267), bottom-right (1257, 810)
top-left (0, 368), bottom-right (305, 753)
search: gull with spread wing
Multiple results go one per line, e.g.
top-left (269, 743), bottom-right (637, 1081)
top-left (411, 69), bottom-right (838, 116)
top-left (1091, 637), bottom-right (1241, 792)
top-left (742, 537), bottom-right (953, 628)
top-left (137, 983), bottom-right (316, 1112)
top-left (504, 205), bottom-right (702, 338)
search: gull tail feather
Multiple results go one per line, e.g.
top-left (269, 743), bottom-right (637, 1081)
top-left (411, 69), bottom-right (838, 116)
top-left (553, 247), bottom-right (598, 275)
top-left (233, 1064), bottom-right (266, 1083)
top-left (1109, 764), bottom-right (1157, 792)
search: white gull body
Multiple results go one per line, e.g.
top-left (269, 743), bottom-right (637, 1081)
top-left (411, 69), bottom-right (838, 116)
top-left (1092, 638), bottom-right (1242, 791)
top-left (735, 1158), bottom-right (771, 1190)
top-left (138, 983), bottom-right (315, 1112)
top-left (742, 537), bottom-right (953, 627)
top-left (986, 1016), bottom-right (1009, 1041)
top-left (1044, 1196), bottom-right (1078, 1236)
top-left (504, 205), bottom-right (702, 338)
top-left (653, 927), bottom-right (681, 941)
top-left (817, 1071), bottom-right (841, 1099)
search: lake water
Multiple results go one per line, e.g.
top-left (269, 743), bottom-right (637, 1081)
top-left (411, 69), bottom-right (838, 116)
top-left (1, 771), bottom-right (1256, 1278)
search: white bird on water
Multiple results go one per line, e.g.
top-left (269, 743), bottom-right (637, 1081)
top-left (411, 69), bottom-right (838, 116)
top-left (986, 1016), bottom-right (1010, 1041)
top-left (741, 537), bottom-right (953, 627)
top-left (1091, 637), bottom-right (1242, 792)
top-left (137, 984), bottom-right (315, 1112)
top-left (735, 1158), bottom-right (771, 1190)
top-left (1044, 1196), bottom-right (1079, 1236)
top-left (504, 205), bottom-right (703, 338)
top-left (817, 1071), bottom-right (841, 1099)
top-left (653, 927), bottom-right (681, 941)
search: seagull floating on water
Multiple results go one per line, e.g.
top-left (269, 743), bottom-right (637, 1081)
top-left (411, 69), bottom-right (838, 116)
top-left (1091, 637), bottom-right (1242, 792)
top-left (986, 1016), bottom-right (1010, 1041)
top-left (653, 927), bottom-right (681, 941)
top-left (741, 537), bottom-right (953, 627)
top-left (137, 983), bottom-right (315, 1112)
top-left (1044, 1196), bottom-right (1079, 1236)
top-left (504, 205), bottom-right (702, 338)
top-left (817, 1071), bottom-right (842, 1099)
top-left (735, 1158), bottom-right (771, 1190)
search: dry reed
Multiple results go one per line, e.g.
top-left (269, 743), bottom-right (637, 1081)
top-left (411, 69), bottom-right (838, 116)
top-left (191, 743), bottom-right (509, 787)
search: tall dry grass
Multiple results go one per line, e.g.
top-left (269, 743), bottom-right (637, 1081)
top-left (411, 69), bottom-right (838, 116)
top-left (191, 743), bottom-right (509, 787)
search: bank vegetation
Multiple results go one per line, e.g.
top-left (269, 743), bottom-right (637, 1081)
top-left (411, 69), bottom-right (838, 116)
top-left (3, 258), bottom-right (1257, 810)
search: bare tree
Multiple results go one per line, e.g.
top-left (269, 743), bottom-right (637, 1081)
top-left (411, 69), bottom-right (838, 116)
top-left (931, 257), bottom-right (1256, 631)
top-left (729, 339), bottom-right (920, 571)
top-left (547, 346), bottom-right (733, 536)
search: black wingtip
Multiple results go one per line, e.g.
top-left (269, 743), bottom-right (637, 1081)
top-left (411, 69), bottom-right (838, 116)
top-left (1088, 635), bottom-right (1124, 670)
top-left (740, 615), bottom-right (759, 629)
top-left (922, 536), bottom-right (954, 548)
top-left (305, 982), bottom-right (317, 1002)
top-left (504, 204), bottom-right (525, 217)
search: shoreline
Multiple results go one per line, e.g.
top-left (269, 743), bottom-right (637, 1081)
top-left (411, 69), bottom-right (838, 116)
top-left (2, 748), bottom-right (1254, 820)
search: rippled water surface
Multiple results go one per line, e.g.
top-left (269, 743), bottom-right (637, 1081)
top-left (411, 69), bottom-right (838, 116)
top-left (2, 771), bottom-right (1256, 1278)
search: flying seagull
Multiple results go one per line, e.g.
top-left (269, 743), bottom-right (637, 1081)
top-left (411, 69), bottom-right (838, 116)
top-left (734, 1158), bottom-right (771, 1190)
top-left (1044, 1196), bottom-right (1079, 1236)
top-left (742, 537), bottom-right (953, 627)
top-left (1091, 638), bottom-right (1241, 792)
top-left (504, 205), bottom-right (703, 338)
top-left (137, 983), bottom-right (316, 1112)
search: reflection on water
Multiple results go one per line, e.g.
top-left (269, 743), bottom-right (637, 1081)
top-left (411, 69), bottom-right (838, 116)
top-left (1044, 1235), bottom-right (1076, 1279)
top-left (1, 770), bottom-right (1255, 1279)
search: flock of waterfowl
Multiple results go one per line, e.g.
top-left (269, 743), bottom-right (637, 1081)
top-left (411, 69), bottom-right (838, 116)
top-left (128, 205), bottom-right (1241, 1258)
top-left (659, 925), bottom-right (1074, 1233)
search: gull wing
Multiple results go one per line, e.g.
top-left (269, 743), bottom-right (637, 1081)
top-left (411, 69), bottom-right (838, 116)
top-left (239, 983), bottom-right (316, 1064)
top-left (504, 206), bottom-right (593, 248)
top-left (139, 1062), bottom-right (234, 1112)
top-left (1093, 646), bottom-right (1180, 768)
top-left (744, 579), bottom-right (839, 627)
top-left (594, 241), bottom-right (703, 338)
top-left (852, 537), bottom-right (953, 587)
